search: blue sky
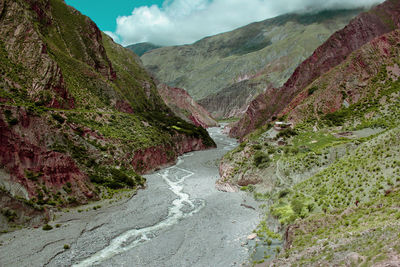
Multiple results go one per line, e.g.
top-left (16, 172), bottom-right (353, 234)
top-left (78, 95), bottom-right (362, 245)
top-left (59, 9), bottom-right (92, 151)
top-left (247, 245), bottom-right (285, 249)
top-left (65, 0), bottom-right (383, 47)
top-left (65, 0), bottom-right (164, 32)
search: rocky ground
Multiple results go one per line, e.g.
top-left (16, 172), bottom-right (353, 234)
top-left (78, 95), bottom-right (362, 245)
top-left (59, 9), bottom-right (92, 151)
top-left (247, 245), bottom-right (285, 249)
top-left (0, 126), bottom-right (261, 267)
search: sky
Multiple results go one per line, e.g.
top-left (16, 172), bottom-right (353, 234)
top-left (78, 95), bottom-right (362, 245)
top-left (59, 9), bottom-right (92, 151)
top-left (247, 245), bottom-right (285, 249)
top-left (65, 0), bottom-right (385, 47)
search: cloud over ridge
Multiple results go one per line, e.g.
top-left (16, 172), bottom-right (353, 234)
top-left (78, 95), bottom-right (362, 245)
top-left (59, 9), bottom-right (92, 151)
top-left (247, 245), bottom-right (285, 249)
top-left (109, 0), bottom-right (384, 46)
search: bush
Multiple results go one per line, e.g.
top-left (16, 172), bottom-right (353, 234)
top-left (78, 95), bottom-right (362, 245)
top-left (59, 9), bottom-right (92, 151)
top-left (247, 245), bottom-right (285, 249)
top-left (308, 86), bottom-right (318, 96)
top-left (277, 128), bottom-right (297, 139)
top-left (25, 170), bottom-right (42, 181)
top-left (42, 224), bottom-right (53, 231)
top-left (63, 244), bottom-right (70, 249)
top-left (90, 167), bottom-right (141, 189)
top-left (1, 209), bottom-right (17, 222)
top-left (3, 109), bottom-right (18, 126)
top-left (110, 168), bottom-right (134, 187)
top-left (278, 189), bottom-right (290, 198)
top-left (323, 109), bottom-right (351, 126)
top-left (267, 146), bottom-right (276, 154)
top-left (253, 151), bottom-right (270, 167)
top-left (252, 144), bottom-right (262, 150)
top-left (52, 113), bottom-right (65, 124)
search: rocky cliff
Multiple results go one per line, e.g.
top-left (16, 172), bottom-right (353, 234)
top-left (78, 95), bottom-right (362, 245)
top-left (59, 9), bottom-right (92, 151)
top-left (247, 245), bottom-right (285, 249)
top-left (0, 0), bottom-right (215, 229)
top-left (230, 0), bottom-right (400, 139)
top-left (158, 84), bottom-right (218, 128)
top-left (198, 76), bottom-right (269, 119)
top-left (284, 29), bottom-right (400, 123)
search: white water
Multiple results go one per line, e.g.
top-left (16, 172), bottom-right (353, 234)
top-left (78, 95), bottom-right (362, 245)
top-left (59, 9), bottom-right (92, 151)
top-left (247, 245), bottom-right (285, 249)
top-left (0, 126), bottom-right (260, 267)
top-left (74, 154), bottom-right (205, 267)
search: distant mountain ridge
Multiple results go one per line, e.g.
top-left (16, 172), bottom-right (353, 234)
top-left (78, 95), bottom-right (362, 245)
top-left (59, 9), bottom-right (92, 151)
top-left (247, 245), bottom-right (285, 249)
top-left (230, 0), bottom-right (400, 139)
top-left (140, 9), bottom-right (364, 118)
top-left (126, 42), bottom-right (162, 56)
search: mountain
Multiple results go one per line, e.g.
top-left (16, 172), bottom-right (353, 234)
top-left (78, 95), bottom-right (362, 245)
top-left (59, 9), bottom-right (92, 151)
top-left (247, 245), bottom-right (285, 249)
top-left (0, 0), bottom-right (215, 230)
top-left (198, 74), bottom-right (269, 119)
top-left (140, 9), bottom-right (363, 115)
top-left (230, 0), bottom-right (400, 139)
top-left (158, 84), bottom-right (218, 128)
top-left (126, 42), bottom-right (162, 56)
top-left (217, 0), bottom-right (400, 264)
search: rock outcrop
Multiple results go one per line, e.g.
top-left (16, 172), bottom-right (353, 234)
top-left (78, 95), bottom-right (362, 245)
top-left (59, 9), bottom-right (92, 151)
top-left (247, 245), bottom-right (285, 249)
top-left (158, 84), bottom-right (218, 128)
top-left (285, 29), bottom-right (400, 123)
top-left (230, 0), bottom-right (400, 139)
top-left (198, 78), bottom-right (267, 119)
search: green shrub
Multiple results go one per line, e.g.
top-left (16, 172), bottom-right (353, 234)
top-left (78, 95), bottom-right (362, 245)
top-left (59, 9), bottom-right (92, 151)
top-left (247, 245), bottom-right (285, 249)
top-left (110, 168), bottom-right (134, 187)
top-left (278, 189), bottom-right (290, 198)
top-left (1, 209), bottom-right (17, 222)
top-left (52, 113), bottom-right (65, 124)
top-left (322, 109), bottom-right (351, 126)
top-left (25, 170), bottom-right (42, 181)
top-left (42, 224), bottom-right (53, 231)
top-left (277, 128), bottom-right (297, 139)
top-left (252, 144), bottom-right (262, 150)
top-left (253, 151), bottom-right (270, 167)
top-left (3, 109), bottom-right (18, 126)
top-left (90, 167), bottom-right (142, 189)
top-left (308, 86), bottom-right (318, 96)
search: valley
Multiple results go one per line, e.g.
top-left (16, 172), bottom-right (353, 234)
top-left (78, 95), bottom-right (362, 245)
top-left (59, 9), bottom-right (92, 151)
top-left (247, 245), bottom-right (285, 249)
top-left (1, 0), bottom-right (400, 266)
top-left (0, 126), bottom-right (261, 267)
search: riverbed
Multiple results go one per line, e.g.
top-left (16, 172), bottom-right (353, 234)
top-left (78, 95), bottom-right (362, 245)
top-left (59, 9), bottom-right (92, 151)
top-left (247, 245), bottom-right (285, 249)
top-left (0, 126), bottom-right (260, 267)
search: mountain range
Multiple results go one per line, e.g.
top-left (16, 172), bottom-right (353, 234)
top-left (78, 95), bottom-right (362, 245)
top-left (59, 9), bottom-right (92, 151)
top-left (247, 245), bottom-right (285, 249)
top-left (230, 0), bottom-right (400, 139)
top-left (2, 0), bottom-right (400, 265)
top-left (137, 9), bottom-right (363, 118)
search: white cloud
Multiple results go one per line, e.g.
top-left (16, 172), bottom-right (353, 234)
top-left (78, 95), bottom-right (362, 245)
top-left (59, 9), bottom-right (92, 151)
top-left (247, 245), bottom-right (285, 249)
top-left (112, 0), bottom-right (384, 46)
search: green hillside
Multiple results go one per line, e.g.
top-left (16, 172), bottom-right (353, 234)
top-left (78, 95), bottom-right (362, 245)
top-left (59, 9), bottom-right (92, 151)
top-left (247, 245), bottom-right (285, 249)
top-left (141, 9), bottom-right (363, 105)
top-left (126, 42), bottom-right (162, 56)
top-left (0, 0), bottom-right (214, 228)
top-left (218, 27), bottom-right (400, 265)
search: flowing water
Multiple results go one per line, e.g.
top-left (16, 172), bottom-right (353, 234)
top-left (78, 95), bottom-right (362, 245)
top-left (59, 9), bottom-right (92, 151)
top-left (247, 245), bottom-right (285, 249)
top-left (0, 126), bottom-right (260, 267)
top-left (74, 157), bottom-right (206, 267)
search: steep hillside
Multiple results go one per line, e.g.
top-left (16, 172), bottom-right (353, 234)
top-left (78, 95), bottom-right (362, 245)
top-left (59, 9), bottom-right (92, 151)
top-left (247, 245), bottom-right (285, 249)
top-left (0, 0), bottom-right (215, 230)
top-left (230, 0), bottom-right (400, 139)
top-left (198, 74), bottom-right (270, 119)
top-left (218, 13), bottom-right (400, 266)
top-left (158, 84), bottom-right (218, 128)
top-left (126, 42), bottom-right (162, 56)
top-left (141, 9), bottom-right (362, 104)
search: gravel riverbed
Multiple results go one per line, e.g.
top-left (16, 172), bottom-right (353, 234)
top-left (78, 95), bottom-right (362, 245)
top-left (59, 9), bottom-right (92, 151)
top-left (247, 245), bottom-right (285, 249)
top-left (0, 126), bottom-right (261, 267)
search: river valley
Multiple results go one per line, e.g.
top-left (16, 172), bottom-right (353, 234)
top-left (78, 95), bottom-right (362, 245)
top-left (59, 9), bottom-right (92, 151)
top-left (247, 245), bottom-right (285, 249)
top-left (0, 126), bottom-right (261, 267)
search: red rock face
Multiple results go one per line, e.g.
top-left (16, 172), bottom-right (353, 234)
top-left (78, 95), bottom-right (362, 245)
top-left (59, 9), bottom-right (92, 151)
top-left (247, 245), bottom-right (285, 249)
top-left (286, 29), bottom-right (400, 122)
top-left (158, 85), bottom-right (218, 128)
top-left (116, 100), bottom-right (135, 114)
top-left (0, 0), bottom-right (215, 228)
top-left (0, 108), bottom-right (93, 201)
top-left (131, 134), bottom-right (207, 174)
top-left (230, 0), bottom-right (400, 139)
